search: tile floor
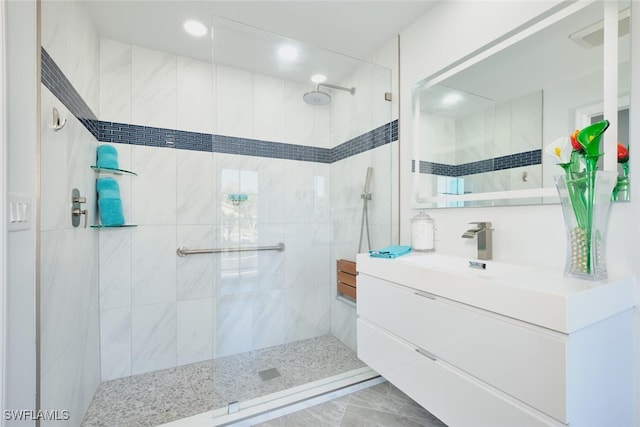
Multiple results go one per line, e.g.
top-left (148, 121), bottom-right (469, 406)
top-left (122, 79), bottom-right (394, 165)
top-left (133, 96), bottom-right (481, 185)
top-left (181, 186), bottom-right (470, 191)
top-left (254, 382), bottom-right (447, 427)
top-left (81, 335), bottom-right (366, 426)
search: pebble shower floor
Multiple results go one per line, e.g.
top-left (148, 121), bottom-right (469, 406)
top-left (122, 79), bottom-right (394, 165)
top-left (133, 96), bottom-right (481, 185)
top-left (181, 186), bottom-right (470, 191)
top-left (81, 335), bottom-right (365, 427)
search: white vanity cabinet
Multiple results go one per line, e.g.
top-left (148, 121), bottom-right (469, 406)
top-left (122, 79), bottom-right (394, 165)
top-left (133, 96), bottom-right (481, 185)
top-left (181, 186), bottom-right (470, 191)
top-left (356, 256), bottom-right (636, 427)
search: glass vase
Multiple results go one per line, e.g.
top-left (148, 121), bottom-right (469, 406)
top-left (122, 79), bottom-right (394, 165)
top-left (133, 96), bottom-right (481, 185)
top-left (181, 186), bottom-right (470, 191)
top-left (554, 171), bottom-right (617, 280)
top-left (612, 175), bottom-right (630, 202)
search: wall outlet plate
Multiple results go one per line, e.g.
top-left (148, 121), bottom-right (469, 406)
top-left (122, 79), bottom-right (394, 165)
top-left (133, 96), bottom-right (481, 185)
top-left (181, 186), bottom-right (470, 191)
top-left (8, 194), bottom-right (32, 232)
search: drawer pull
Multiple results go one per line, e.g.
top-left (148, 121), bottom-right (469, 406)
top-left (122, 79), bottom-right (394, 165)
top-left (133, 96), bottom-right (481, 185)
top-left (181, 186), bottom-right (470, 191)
top-left (414, 291), bottom-right (436, 300)
top-left (415, 347), bottom-right (437, 361)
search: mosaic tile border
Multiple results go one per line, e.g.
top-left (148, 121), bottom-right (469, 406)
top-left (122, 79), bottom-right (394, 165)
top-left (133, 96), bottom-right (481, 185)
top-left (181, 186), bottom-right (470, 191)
top-left (97, 121), bottom-right (333, 163)
top-left (412, 149), bottom-right (542, 176)
top-left (331, 121), bottom-right (397, 163)
top-left (41, 47), bottom-right (396, 164)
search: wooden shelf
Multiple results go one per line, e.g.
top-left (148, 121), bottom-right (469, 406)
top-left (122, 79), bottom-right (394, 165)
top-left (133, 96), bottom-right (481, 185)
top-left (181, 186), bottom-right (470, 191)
top-left (337, 259), bottom-right (357, 301)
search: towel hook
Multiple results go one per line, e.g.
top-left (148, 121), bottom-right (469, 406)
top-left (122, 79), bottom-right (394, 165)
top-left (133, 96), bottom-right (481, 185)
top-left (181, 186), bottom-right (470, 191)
top-left (52, 107), bottom-right (66, 131)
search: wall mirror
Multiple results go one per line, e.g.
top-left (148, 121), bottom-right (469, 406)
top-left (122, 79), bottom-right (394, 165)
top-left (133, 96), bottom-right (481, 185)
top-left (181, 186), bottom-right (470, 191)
top-left (411, 1), bottom-right (631, 208)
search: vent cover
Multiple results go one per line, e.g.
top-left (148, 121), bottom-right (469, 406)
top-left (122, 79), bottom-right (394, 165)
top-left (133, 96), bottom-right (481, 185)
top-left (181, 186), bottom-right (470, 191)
top-left (569, 8), bottom-right (630, 48)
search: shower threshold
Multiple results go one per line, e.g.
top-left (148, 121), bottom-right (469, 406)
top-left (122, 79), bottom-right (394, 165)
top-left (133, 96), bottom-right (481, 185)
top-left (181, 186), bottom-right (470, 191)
top-left (159, 366), bottom-right (380, 427)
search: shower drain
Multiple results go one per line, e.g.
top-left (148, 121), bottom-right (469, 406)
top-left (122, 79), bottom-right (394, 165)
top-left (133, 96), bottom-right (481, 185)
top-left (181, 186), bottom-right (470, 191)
top-left (258, 368), bottom-right (282, 381)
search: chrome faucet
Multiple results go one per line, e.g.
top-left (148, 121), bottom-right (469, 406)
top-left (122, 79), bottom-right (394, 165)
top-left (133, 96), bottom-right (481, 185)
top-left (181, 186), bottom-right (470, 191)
top-left (461, 222), bottom-right (492, 260)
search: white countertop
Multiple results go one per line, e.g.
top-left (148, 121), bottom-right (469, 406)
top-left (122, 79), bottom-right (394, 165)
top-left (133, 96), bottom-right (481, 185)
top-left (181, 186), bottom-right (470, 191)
top-left (356, 252), bottom-right (636, 333)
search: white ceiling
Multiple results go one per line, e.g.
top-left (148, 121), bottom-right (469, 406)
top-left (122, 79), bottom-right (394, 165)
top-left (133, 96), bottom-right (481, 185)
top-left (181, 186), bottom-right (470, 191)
top-left (85, 1), bottom-right (436, 84)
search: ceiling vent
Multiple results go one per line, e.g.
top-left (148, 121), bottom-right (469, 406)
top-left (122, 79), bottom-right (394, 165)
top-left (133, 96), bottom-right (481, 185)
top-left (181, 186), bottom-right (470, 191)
top-left (569, 8), bottom-right (630, 48)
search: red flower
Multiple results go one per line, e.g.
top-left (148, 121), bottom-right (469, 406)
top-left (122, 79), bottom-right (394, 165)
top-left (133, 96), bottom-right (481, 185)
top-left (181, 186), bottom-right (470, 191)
top-left (617, 143), bottom-right (629, 163)
top-left (570, 130), bottom-right (582, 151)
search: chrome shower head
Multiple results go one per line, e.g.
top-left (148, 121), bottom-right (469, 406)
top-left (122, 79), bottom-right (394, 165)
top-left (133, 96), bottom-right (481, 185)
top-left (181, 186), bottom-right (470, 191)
top-left (303, 82), bottom-right (356, 106)
top-left (303, 90), bottom-right (331, 106)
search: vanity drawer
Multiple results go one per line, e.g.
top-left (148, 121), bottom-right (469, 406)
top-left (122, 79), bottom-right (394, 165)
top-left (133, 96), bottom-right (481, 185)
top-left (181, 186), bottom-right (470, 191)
top-left (357, 274), bottom-right (568, 423)
top-left (358, 319), bottom-right (561, 427)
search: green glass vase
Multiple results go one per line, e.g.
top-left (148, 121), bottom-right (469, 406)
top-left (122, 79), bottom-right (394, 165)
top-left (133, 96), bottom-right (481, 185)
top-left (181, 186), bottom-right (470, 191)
top-left (612, 175), bottom-right (630, 202)
top-left (554, 171), bottom-right (617, 280)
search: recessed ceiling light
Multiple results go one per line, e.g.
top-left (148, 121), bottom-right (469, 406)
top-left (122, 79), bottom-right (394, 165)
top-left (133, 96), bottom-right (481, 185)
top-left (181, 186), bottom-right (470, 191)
top-left (443, 93), bottom-right (462, 105)
top-left (311, 74), bottom-right (327, 84)
top-left (184, 20), bottom-right (208, 37)
top-left (278, 45), bottom-right (298, 61)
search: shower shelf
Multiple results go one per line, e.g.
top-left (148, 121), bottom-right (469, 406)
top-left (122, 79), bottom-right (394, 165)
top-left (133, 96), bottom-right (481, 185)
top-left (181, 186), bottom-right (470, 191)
top-left (91, 164), bottom-right (137, 228)
top-left (90, 165), bottom-right (137, 176)
top-left (90, 224), bottom-right (137, 229)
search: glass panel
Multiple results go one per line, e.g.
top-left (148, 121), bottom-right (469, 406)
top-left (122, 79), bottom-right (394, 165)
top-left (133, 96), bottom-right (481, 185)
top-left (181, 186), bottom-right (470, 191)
top-left (41, 3), bottom-right (392, 424)
top-left (209, 15), bottom-right (393, 421)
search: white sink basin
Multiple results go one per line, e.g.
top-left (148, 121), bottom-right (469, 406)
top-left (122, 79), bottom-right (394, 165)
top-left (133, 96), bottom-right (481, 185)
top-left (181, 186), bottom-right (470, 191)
top-left (356, 252), bottom-right (635, 334)
top-left (396, 253), bottom-right (533, 279)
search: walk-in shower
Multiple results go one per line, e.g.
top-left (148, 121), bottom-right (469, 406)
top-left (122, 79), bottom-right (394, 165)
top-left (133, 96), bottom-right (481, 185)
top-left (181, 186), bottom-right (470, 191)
top-left (303, 82), bottom-right (356, 105)
top-left (38, 5), bottom-right (393, 426)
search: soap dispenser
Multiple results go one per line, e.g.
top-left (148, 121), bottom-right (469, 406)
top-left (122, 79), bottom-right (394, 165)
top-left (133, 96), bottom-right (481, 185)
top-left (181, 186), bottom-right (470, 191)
top-left (411, 211), bottom-right (435, 252)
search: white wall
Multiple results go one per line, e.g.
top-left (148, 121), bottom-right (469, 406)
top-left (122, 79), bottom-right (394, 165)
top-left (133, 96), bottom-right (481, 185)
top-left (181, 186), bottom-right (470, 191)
top-left (39, 1), bottom-right (102, 426)
top-left (4, 1), bottom-right (37, 425)
top-left (400, 1), bottom-right (639, 424)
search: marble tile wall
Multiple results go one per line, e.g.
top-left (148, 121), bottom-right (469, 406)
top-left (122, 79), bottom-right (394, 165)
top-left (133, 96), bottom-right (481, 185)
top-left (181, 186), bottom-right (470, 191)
top-left (99, 38), bottom-right (331, 148)
top-left (100, 39), bottom-right (338, 380)
top-left (457, 91), bottom-right (541, 192)
top-left (98, 144), bottom-right (333, 379)
top-left (41, 0), bottom-right (99, 114)
top-left (417, 91), bottom-right (542, 194)
top-left (419, 114), bottom-right (456, 165)
top-left (331, 60), bottom-right (392, 149)
top-left (329, 142), bottom-right (395, 351)
top-left (97, 37), bottom-right (393, 380)
top-left (39, 0), bottom-right (101, 423)
top-left (327, 48), bottom-right (396, 352)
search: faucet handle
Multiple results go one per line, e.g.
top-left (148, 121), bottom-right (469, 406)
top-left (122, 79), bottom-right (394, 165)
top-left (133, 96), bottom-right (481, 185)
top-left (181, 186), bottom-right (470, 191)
top-left (469, 221), bottom-right (491, 228)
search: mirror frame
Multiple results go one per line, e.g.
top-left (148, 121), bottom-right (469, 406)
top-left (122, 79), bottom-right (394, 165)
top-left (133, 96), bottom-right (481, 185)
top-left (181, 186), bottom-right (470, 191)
top-left (411, 1), bottom-right (628, 208)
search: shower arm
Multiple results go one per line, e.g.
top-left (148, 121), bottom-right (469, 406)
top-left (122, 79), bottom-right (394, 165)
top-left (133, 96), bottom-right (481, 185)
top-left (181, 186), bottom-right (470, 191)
top-left (317, 83), bottom-right (356, 95)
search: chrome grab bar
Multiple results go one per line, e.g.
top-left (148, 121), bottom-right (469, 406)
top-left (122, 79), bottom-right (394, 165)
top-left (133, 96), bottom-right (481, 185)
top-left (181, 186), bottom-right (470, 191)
top-left (176, 242), bottom-right (285, 257)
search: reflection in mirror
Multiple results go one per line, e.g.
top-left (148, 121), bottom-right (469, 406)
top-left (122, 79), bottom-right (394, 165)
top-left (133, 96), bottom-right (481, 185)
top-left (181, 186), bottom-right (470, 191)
top-left (412, 1), bottom-right (631, 208)
top-left (592, 108), bottom-right (630, 201)
top-left (413, 84), bottom-right (543, 207)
